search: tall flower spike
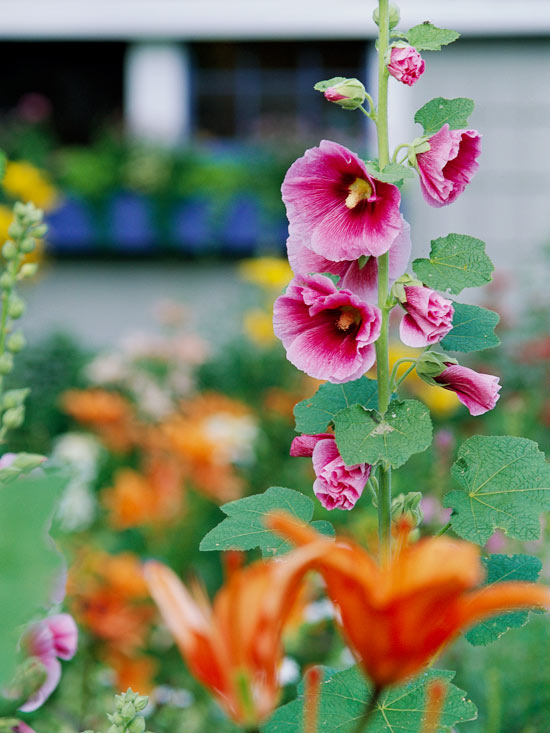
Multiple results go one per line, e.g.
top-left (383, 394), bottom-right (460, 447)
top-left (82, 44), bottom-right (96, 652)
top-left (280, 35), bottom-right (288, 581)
top-left (144, 547), bottom-right (323, 727)
top-left (282, 140), bottom-right (403, 261)
top-left (266, 512), bottom-right (550, 688)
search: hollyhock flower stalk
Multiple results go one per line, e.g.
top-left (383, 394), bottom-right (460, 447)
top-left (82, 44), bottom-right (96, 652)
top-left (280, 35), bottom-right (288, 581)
top-left (267, 512), bottom-right (550, 688)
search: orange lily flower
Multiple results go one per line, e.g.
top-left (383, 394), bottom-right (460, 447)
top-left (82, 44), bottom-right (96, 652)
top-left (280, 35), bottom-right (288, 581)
top-left (144, 547), bottom-right (322, 727)
top-left (267, 512), bottom-right (550, 688)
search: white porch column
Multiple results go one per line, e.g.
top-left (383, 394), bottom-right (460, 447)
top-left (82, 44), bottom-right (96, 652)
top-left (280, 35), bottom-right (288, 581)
top-left (124, 42), bottom-right (191, 146)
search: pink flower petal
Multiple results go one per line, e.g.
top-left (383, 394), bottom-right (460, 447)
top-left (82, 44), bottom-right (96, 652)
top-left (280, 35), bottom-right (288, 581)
top-left (19, 656), bottom-right (61, 713)
top-left (435, 364), bottom-right (501, 416)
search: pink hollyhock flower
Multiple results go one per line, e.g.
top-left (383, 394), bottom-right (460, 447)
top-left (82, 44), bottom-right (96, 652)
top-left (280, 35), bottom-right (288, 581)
top-left (434, 363), bottom-right (501, 416)
top-left (291, 434), bottom-right (370, 510)
top-left (399, 285), bottom-right (454, 347)
top-left (19, 614), bottom-right (78, 713)
top-left (12, 723), bottom-right (36, 733)
top-left (273, 274), bottom-right (381, 383)
top-left (281, 140), bottom-right (403, 261)
top-left (417, 124), bottom-right (482, 207)
top-left (387, 44), bottom-right (425, 86)
top-left (287, 218), bottom-right (411, 303)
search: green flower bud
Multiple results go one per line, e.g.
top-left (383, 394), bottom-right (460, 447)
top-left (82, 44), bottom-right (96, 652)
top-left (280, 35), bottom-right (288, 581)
top-left (7, 222), bottom-right (23, 239)
top-left (19, 263), bottom-right (38, 279)
top-left (0, 353), bottom-right (14, 375)
top-left (391, 273), bottom-right (423, 304)
top-left (3, 388), bottom-right (29, 409)
top-left (7, 331), bottom-right (26, 353)
top-left (20, 237), bottom-right (36, 253)
top-left (32, 223), bottom-right (47, 237)
top-left (135, 695), bottom-right (149, 711)
top-left (3, 406), bottom-right (25, 430)
top-left (415, 350), bottom-right (457, 385)
top-left (8, 296), bottom-right (25, 318)
top-left (314, 76), bottom-right (366, 110)
top-left (2, 241), bottom-right (17, 259)
top-left (391, 491), bottom-right (423, 527)
top-left (0, 272), bottom-right (14, 290)
top-left (373, 3), bottom-right (400, 30)
top-left (128, 717), bottom-right (146, 733)
top-left (13, 202), bottom-right (27, 217)
top-left (121, 701), bottom-right (136, 719)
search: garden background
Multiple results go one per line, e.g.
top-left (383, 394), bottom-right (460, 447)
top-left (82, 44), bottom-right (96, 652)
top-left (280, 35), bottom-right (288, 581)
top-left (1, 1), bottom-right (549, 731)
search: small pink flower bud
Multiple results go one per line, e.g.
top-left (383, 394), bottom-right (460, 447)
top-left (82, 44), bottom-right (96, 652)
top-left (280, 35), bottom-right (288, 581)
top-left (399, 286), bottom-right (454, 348)
top-left (314, 77), bottom-right (366, 110)
top-left (387, 44), bottom-right (425, 86)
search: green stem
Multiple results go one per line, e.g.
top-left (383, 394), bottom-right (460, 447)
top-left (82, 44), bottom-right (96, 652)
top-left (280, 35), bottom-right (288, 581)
top-left (391, 143), bottom-right (410, 163)
top-left (435, 521), bottom-right (452, 538)
top-left (374, 0), bottom-right (392, 559)
top-left (389, 358), bottom-right (417, 391)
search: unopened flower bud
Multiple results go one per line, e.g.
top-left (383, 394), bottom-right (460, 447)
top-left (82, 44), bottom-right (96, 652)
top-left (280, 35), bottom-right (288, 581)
top-left (391, 491), bottom-right (423, 527)
top-left (3, 388), bottom-right (29, 409)
top-left (8, 296), bottom-right (25, 318)
top-left (2, 241), bottom-right (17, 259)
top-left (31, 223), bottom-right (47, 237)
top-left (20, 263), bottom-right (38, 279)
top-left (128, 718), bottom-right (146, 733)
top-left (121, 702), bottom-right (136, 719)
top-left (314, 76), bottom-right (366, 110)
top-left (3, 406), bottom-right (24, 430)
top-left (0, 353), bottom-right (14, 375)
top-left (416, 350), bottom-right (457, 385)
top-left (391, 273), bottom-right (422, 304)
top-left (373, 3), bottom-right (400, 29)
top-left (7, 331), bottom-right (26, 353)
top-left (386, 43), bottom-right (426, 87)
top-left (0, 272), bottom-right (14, 290)
top-left (20, 237), bottom-right (36, 253)
top-left (134, 695), bottom-right (149, 711)
top-left (8, 222), bottom-right (23, 239)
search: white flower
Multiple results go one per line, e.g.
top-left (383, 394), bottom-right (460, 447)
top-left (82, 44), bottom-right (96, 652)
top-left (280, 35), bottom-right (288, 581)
top-left (202, 413), bottom-right (259, 464)
top-left (278, 657), bottom-right (300, 686)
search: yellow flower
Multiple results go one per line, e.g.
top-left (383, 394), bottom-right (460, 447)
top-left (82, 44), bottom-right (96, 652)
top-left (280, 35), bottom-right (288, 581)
top-left (240, 257), bottom-right (293, 292)
top-left (3, 160), bottom-right (58, 211)
top-left (243, 308), bottom-right (276, 346)
top-left (0, 205), bottom-right (13, 243)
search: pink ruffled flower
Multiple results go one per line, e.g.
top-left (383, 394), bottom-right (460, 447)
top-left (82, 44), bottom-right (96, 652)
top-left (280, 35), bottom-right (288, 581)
top-left (287, 218), bottom-right (411, 303)
top-left (291, 434), bottom-right (370, 510)
top-left (417, 124), bottom-right (482, 207)
top-left (273, 274), bottom-right (381, 383)
top-left (281, 140), bottom-right (403, 261)
top-left (434, 363), bottom-right (501, 416)
top-left (387, 44), bottom-right (425, 86)
top-left (19, 614), bottom-right (78, 713)
top-left (399, 286), bottom-right (454, 347)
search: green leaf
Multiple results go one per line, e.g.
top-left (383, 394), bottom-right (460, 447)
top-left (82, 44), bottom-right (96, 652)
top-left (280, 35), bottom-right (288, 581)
top-left (407, 23), bottom-right (460, 51)
top-left (415, 97), bottom-right (474, 136)
top-left (334, 399), bottom-right (432, 469)
top-left (444, 436), bottom-right (550, 545)
top-left (466, 554), bottom-right (543, 646)
top-left (0, 151), bottom-right (6, 183)
top-left (0, 473), bottom-right (66, 688)
top-left (199, 486), bottom-right (333, 557)
top-left (294, 377), bottom-right (379, 435)
top-left (318, 272), bottom-right (341, 286)
top-left (412, 234), bottom-right (494, 295)
top-left (440, 302), bottom-right (500, 353)
top-left (365, 161), bottom-right (415, 185)
top-left (261, 666), bottom-right (477, 732)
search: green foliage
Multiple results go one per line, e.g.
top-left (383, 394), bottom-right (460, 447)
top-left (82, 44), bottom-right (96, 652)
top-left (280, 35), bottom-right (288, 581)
top-left (465, 554), bottom-right (542, 647)
top-left (200, 486), bottom-right (333, 557)
top-left (444, 436), bottom-right (550, 545)
top-left (0, 472), bottom-right (66, 688)
top-left (412, 234), bottom-right (494, 295)
top-left (414, 97), bottom-right (475, 136)
top-left (440, 303), bottom-right (500, 353)
top-left (0, 151), bottom-right (6, 182)
top-left (334, 399), bottom-right (432, 469)
top-left (294, 377), bottom-right (379, 435)
top-left (406, 23), bottom-right (460, 52)
top-left (364, 161), bottom-right (416, 185)
top-left (262, 666), bottom-right (477, 732)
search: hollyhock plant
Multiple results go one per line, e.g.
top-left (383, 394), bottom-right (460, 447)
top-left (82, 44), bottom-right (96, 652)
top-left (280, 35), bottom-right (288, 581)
top-left (268, 512), bottom-right (550, 688)
top-left (416, 124), bottom-right (482, 207)
top-left (434, 363), bottom-right (501, 416)
top-left (287, 218), bottom-right (411, 303)
top-left (273, 273), bottom-right (381, 383)
top-left (281, 140), bottom-right (403, 261)
top-left (290, 434), bottom-right (371, 510)
top-left (399, 285), bottom-right (454, 347)
top-left (387, 43), bottom-right (425, 86)
top-left (19, 614), bottom-right (78, 712)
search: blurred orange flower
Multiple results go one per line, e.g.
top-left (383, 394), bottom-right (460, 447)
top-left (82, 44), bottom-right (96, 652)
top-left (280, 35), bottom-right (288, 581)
top-left (104, 651), bottom-right (158, 694)
top-left (268, 513), bottom-right (550, 689)
top-left (145, 547), bottom-right (321, 726)
top-left (62, 389), bottom-right (136, 452)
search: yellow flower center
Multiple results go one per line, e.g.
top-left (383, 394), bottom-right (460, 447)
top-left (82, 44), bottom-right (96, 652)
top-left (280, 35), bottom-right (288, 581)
top-left (336, 309), bottom-right (360, 332)
top-left (345, 177), bottom-right (373, 209)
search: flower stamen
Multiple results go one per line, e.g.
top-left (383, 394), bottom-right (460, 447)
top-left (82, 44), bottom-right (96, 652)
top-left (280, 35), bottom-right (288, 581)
top-left (345, 177), bottom-right (373, 209)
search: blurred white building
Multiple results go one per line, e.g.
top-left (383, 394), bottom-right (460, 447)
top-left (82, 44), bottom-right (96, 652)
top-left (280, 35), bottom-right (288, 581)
top-left (3, 0), bottom-right (550, 342)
